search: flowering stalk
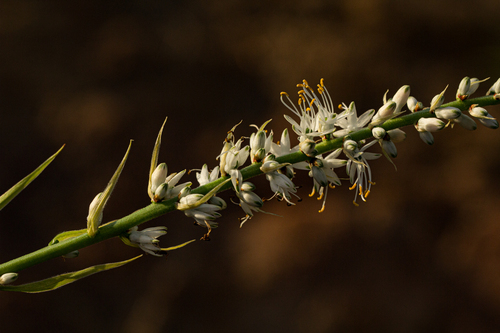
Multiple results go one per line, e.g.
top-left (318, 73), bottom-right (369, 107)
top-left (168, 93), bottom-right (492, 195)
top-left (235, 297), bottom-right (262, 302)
top-left (0, 85), bottom-right (498, 278)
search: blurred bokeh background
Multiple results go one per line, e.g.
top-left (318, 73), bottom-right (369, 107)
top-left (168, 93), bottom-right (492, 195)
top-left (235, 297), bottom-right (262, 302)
top-left (1, 0), bottom-right (500, 332)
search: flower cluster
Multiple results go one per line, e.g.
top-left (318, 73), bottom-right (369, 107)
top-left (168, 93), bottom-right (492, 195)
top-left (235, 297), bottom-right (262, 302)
top-left (84, 76), bottom-right (499, 250)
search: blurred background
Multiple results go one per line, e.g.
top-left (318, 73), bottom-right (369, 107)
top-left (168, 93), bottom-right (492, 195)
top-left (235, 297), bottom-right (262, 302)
top-left (1, 0), bottom-right (500, 332)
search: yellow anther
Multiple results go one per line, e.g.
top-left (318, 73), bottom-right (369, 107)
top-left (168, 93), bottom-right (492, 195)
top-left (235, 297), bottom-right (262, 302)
top-left (369, 180), bottom-right (376, 185)
top-left (365, 190), bottom-right (371, 197)
top-left (280, 92), bottom-right (289, 96)
top-left (318, 205), bottom-right (326, 213)
top-left (317, 86), bottom-right (324, 94)
top-left (338, 104), bottom-right (343, 109)
top-left (352, 200), bottom-right (359, 207)
top-left (303, 79), bottom-right (309, 86)
top-left (358, 186), bottom-right (363, 196)
top-left (329, 184), bottom-right (336, 189)
top-left (349, 184), bottom-right (357, 190)
top-left (310, 98), bottom-right (316, 107)
top-left (317, 192), bottom-right (324, 201)
top-left (320, 78), bottom-right (325, 87)
top-left (309, 188), bottom-right (316, 197)
top-left (297, 84), bottom-right (305, 88)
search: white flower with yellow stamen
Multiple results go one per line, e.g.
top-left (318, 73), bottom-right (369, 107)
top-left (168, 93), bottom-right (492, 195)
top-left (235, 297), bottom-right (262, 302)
top-left (343, 139), bottom-right (381, 206)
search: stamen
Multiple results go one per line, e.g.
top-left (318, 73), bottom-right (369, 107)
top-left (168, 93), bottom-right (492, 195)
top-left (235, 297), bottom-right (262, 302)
top-left (365, 190), bottom-right (371, 197)
top-left (352, 200), bottom-right (359, 207)
top-left (317, 192), bottom-right (324, 201)
top-left (329, 184), bottom-right (336, 189)
top-left (349, 184), bottom-right (357, 190)
top-left (309, 188), bottom-right (316, 197)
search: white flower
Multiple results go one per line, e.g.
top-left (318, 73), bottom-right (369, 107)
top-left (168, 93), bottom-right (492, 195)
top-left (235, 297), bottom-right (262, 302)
top-left (265, 170), bottom-right (299, 205)
top-left (281, 79), bottom-right (341, 142)
top-left (334, 102), bottom-right (375, 138)
top-left (294, 148), bottom-right (346, 212)
top-left (195, 164), bottom-right (220, 186)
top-left (223, 138), bottom-right (250, 175)
top-left (153, 169), bottom-right (192, 202)
top-left (343, 139), bottom-right (381, 205)
top-left (128, 226), bottom-right (168, 257)
top-left (229, 169), bottom-right (272, 227)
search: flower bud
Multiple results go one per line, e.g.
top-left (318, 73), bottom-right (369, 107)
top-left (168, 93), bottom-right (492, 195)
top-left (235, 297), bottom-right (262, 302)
top-left (253, 148), bottom-right (267, 163)
top-left (382, 140), bottom-right (398, 158)
top-left (310, 165), bottom-right (328, 187)
top-left (416, 118), bottom-right (445, 132)
top-left (153, 183), bottom-right (169, 202)
top-left (392, 85), bottom-right (410, 113)
top-left (150, 163), bottom-right (168, 194)
top-left (299, 139), bottom-right (317, 157)
top-left (250, 131), bottom-right (266, 151)
top-left (241, 191), bottom-right (263, 207)
top-left (372, 127), bottom-right (386, 140)
top-left (343, 139), bottom-right (358, 152)
top-left (467, 77), bottom-right (489, 96)
top-left (456, 76), bottom-right (470, 100)
top-left (452, 113), bottom-right (477, 131)
top-left (241, 182), bottom-right (256, 192)
top-left (434, 107), bottom-right (462, 120)
top-left (407, 96), bottom-right (418, 112)
top-left (178, 193), bottom-right (203, 207)
top-left (418, 131), bottom-right (434, 145)
top-left (0, 273), bottom-right (18, 285)
top-left (387, 129), bottom-right (406, 143)
top-left (370, 101), bottom-right (397, 126)
top-left (486, 78), bottom-right (500, 95)
top-left (430, 85), bottom-right (448, 111)
top-left (469, 106), bottom-right (490, 118)
top-left (208, 196), bottom-right (227, 209)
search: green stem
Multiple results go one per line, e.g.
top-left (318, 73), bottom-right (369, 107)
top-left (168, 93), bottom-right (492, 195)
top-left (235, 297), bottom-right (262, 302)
top-left (0, 95), bottom-right (498, 275)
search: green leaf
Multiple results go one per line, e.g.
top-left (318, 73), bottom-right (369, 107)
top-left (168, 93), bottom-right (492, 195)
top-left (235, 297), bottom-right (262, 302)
top-left (176, 179), bottom-right (230, 210)
top-left (0, 255), bottom-right (142, 293)
top-left (48, 229), bottom-right (87, 245)
top-left (0, 145), bottom-right (65, 211)
top-left (87, 140), bottom-right (133, 237)
top-left (161, 239), bottom-right (196, 251)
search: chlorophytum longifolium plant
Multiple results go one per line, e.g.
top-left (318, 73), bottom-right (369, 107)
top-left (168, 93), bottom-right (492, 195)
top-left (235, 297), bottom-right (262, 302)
top-left (0, 76), bottom-right (499, 292)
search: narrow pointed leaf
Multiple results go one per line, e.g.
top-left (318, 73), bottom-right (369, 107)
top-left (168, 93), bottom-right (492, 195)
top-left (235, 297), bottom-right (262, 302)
top-left (176, 179), bottom-right (231, 210)
top-left (148, 117), bottom-right (168, 200)
top-left (87, 140), bottom-right (133, 237)
top-left (161, 239), bottom-right (196, 251)
top-left (0, 255), bottom-right (142, 293)
top-left (0, 145), bottom-right (65, 211)
top-left (48, 229), bottom-right (87, 245)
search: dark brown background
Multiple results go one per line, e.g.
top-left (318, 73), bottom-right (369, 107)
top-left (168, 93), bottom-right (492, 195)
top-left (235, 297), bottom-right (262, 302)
top-left (1, 1), bottom-right (500, 332)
